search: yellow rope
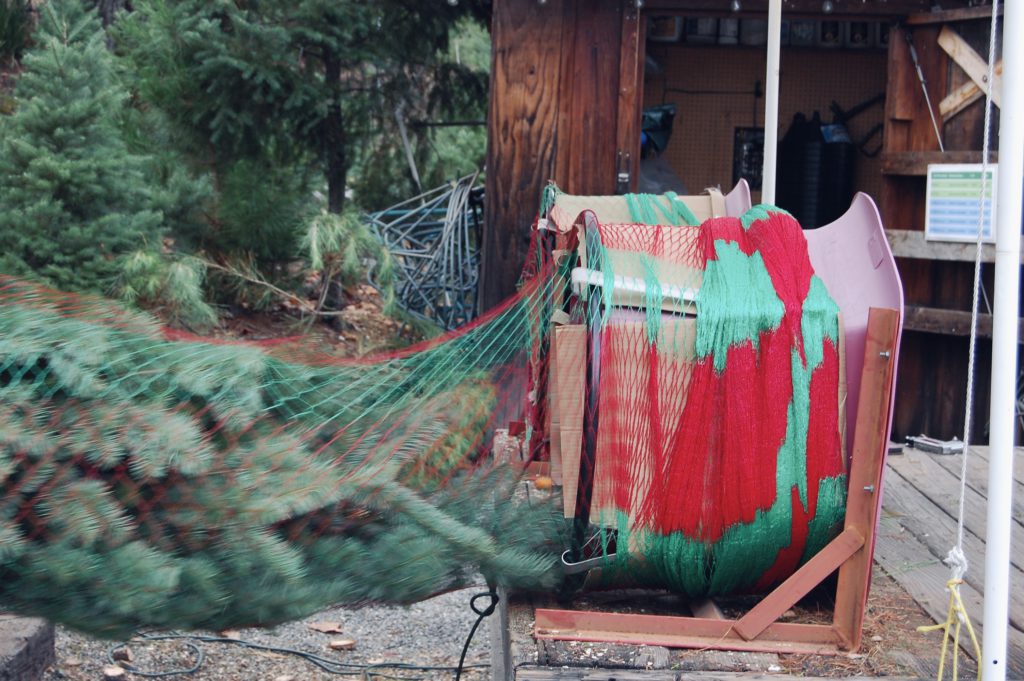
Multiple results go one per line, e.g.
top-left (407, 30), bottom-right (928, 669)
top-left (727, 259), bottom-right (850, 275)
top-left (915, 579), bottom-right (982, 681)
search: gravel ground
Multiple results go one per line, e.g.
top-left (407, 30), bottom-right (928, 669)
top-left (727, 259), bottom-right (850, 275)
top-left (43, 588), bottom-right (494, 681)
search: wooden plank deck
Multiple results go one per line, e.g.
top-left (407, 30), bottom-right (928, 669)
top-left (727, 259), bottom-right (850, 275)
top-left (877, 445), bottom-right (1024, 677)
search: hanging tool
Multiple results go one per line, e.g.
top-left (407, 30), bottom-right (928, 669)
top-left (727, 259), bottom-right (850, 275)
top-left (901, 27), bottom-right (946, 152)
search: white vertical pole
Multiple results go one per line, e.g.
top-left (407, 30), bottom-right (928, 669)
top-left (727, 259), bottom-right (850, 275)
top-left (983, 2), bottom-right (1022, 679)
top-left (760, 0), bottom-right (782, 205)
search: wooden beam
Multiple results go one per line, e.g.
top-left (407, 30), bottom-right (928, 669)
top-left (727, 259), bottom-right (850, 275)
top-left (903, 305), bottom-right (1024, 341)
top-left (517, 670), bottom-right (921, 681)
top-left (905, 5), bottom-right (1002, 26)
top-left (561, 0), bottom-right (624, 195)
top-left (833, 308), bottom-right (901, 652)
top-left (534, 608), bottom-right (843, 655)
top-left (641, 0), bottom-right (930, 17)
top-left (937, 26), bottom-right (1002, 109)
top-left (481, 0), bottom-right (566, 310)
top-left (880, 150), bottom-right (997, 176)
top-left (940, 60), bottom-right (1003, 121)
top-left (882, 229), bottom-right (1024, 263)
top-left (734, 528), bottom-right (865, 642)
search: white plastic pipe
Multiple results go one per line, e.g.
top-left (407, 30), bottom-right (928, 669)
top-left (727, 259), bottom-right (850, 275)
top-left (570, 267), bottom-right (697, 303)
top-left (760, 0), bottom-right (782, 205)
top-left (982, 3), bottom-right (1022, 679)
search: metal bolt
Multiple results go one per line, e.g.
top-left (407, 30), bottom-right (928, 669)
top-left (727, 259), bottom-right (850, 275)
top-left (864, 485), bottom-right (875, 493)
top-left (879, 350), bottom-right (891, 358)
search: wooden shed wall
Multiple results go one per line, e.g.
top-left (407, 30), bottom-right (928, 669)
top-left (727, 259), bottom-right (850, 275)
top-left (881, 11), bottom-right (1013, 443)
top-left (482, 0), bottom-right (1005, 443)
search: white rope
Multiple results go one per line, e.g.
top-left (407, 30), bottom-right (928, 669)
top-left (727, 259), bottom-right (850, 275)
top-left (947, 0), bottom-right (1000, 585)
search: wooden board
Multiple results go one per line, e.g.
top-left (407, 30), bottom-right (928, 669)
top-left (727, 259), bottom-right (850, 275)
top-left (967, 445), bottom-right (1024, 485)
top-left (834, 307), bottom-right (901, 651)
top-left (518, 670), bottom-right (918, 681)
top-left (880, 25), bottom-right (948, 235)
top-left (926, 448), bottom-right (1024, 526)
top-left (734, 528), bottom-right (864, 642)
top-left (642, 0), bottom-right (930, 15)
top-left (940, 60), bottom-right (1003, 121)
top-left (881, 458), bottom-right (1024, 631)
top-left (872, 514), bottom-right (1024, 676)
top-left (559, 0), bottom-right (623, 195)
top-left (614, 2), bottom-right (643, 194)
top-left (534, 608), bottom-right (842, 655)
top-left (880, 150), bottom-right (997, 177)
top-left (936, 26), bottom-right (1002, 109)
top-left (905, 5), bottom-right (1002, 25)
top-left (887, 447), bottom-right (1024, 574)
top-left (941, 16), bottom-right (1001, 152)
top-left (883, 229), bottom-right (1022, 264)
top-left (902, 305), bottom-right (1024, 340)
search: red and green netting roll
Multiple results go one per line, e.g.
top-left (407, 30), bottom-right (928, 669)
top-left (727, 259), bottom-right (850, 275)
top-left (555, 204), bottom-right (847, 597)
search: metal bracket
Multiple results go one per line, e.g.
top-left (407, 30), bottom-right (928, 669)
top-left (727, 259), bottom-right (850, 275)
top-left (615, 150), bottom-right (631, 195)
top-left (561, 549), bottom-right (617, 575)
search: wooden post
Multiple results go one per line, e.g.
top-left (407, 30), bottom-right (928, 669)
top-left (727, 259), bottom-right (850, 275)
top-left (832, 307), bottom-right (901, 650)
top-left (482, 0), bottom-right (632, 311)
top-left (481, 0), bottom-right (567, 311)
top-left (489, 586), bottom-right (513, 681)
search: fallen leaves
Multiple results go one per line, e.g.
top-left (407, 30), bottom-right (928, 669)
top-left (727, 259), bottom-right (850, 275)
top-left (308, 621), bottom-right (345, 634)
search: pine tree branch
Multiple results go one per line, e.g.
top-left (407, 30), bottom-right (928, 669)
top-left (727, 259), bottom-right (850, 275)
top-left (198, 257), bottom-right (350, 318)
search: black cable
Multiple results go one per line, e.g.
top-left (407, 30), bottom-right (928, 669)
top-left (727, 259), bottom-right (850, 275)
top-left (108, 638), bottom-right (203, 678)
top-left (106, 631), bottom-right (492, 678)
top-left (454, 589), bottom-right (499, 681)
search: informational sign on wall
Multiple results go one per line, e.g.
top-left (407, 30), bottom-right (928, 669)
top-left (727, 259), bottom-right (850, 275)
top-left (925, 163), bottom-right (997, 243)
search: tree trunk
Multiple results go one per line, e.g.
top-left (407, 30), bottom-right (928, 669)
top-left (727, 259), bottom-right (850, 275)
top-left (94, 0), bottom-right (125, 27)
top-left (323, 50), bottom-right (348, 214)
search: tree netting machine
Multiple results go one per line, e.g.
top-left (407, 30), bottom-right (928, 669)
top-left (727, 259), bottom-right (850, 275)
top-left (0, 183), bottom-right (900, 657)
top-left (510, 180), bottom-right (903, 655)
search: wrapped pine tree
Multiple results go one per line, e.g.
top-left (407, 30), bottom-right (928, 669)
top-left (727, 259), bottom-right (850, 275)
top-left (0, 0), bottom-right (162, 292)
top-left (0, 275), bottom-right (562, 637)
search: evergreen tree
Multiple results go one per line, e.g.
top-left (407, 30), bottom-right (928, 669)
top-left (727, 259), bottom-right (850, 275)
top-left (0, 0), bottom-right (162, 293)
top-left (351, 16), bottom-right (491, 209)
top-left (115, 0), bottom-right (489, 215)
